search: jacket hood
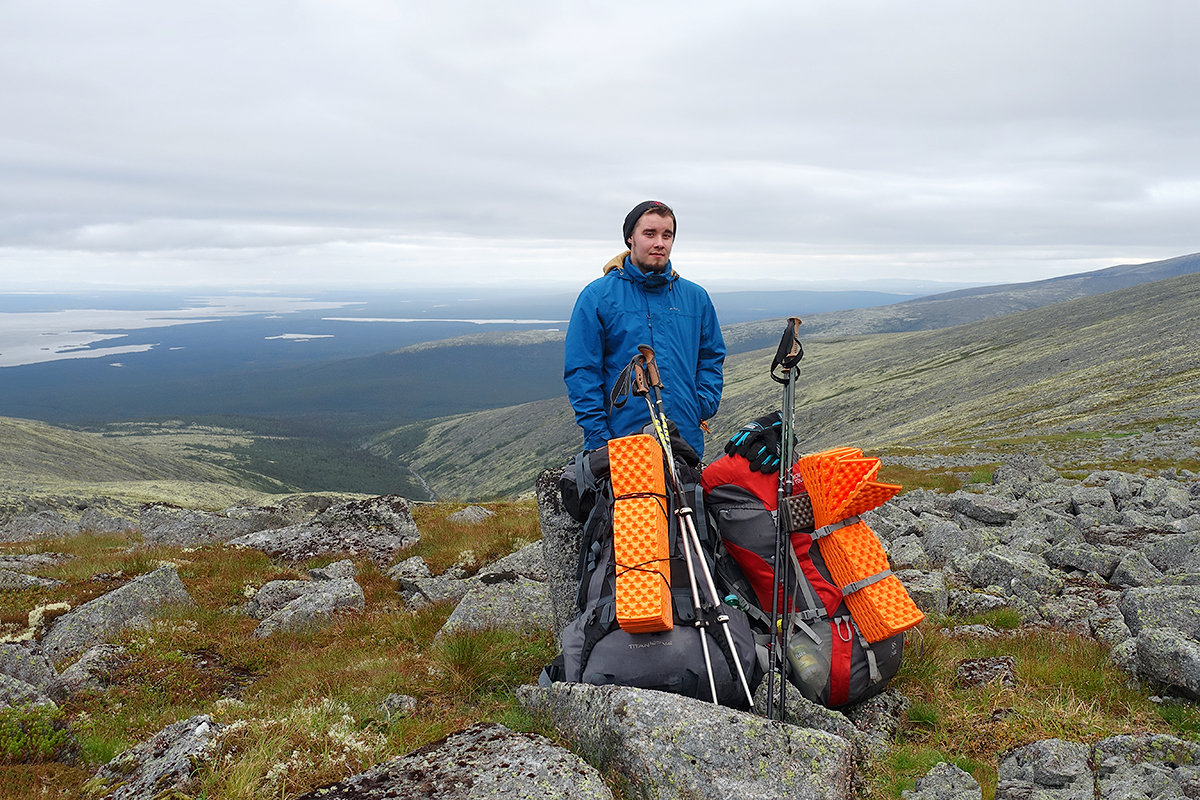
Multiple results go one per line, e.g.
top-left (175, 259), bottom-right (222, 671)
top-left (602, 251), bottom-right (629, 275)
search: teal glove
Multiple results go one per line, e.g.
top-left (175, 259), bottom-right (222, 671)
top-left (724, 411), bottom-right (783, 473)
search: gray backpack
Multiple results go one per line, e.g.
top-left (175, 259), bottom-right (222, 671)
top-left (546, 444), bottom-right (761, 707)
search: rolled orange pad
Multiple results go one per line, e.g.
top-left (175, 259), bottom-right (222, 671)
top-left (820, 519), bottom-right (925, 642)
top-left (608, 434), bottom-right (673, 633)
top-left (797, 447), bottom-right (924, 642)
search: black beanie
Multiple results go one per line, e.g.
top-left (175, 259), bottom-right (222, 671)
top-left (623, 200), bottom-right (674, 246)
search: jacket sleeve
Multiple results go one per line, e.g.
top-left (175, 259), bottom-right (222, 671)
top-left (564, 288), bottom-right (613, 449)
top-left (695, 292), bottom-right (725, 421)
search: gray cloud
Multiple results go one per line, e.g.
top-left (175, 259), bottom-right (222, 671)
top-left (1, 0), bottom-right (1196, 289)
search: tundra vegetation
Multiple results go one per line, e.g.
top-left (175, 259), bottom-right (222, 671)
top-left (1, 477), bottom-right (1198, 799)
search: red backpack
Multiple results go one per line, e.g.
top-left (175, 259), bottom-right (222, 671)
top-left (702, 453), bottom-right (905, 708)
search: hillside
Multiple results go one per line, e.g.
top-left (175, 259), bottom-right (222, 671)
top-left (0, 417), bottom-right (410, 510)
top-left (370, 269), bottom-right (1200, 499)
top-left (722, 251), bottom-right (1200, 350)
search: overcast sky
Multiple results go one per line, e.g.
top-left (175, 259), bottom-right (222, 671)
top-left (1, 1), bottom-right (1196, 292)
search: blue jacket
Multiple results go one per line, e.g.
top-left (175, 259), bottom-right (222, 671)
top-left (564, 254), bottom-right (725, 457)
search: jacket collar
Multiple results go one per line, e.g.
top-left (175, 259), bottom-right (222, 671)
top-left (603, 251), bottom-right (676, 290)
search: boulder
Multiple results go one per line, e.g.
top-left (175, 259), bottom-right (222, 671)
top-left (1042, 543), bottom-right (1120, 579)
top-left (227, 495), bottom-right (420, 565)
top-left (479, 539), bottom-right (548, 582)
top-left (0, 568), bottom-right (63, 590)
top-left (995, 738), bottom-right (1093, 800)
top-left (390, 557), bottom-right (471, 610)
top-left (896, 569), bottom-right (948, 616)
top-left (0, 642), bottom-right (64, 707)
top-left (941, 624), bottom-right (1003, 639)
top-left (1038, 592), bottom-right (1101, 637)
top-left (0, 672), bottom-right (55, 709)
top-left (887, 535), bottom-right (930, 571)
top-left (969, 546), bottom-right (1064, 603)
top-left (139, 506), bottom-right (260, 547)
top-left (1140, 532), bottom-right (1200, 577)
top-left (947, 590), bottom-right (1010, 618)
top-left (436, 576), bottom-right (553, 639)
top-left (536, 467), bottom-right (586, 643)
top-left (1069, 486), bottom-right (1119, 524)
top-left (920, 520), bottom-right (986, 568)
top-left (840, 687), bottom-right (910, 755)
top-left (0, 552), bottom-right (72, 572)
top-left (252, 578), bottom-right (365, 638)
top-left (40, 566), bottom-right (195, 662)
top-left (1093, 733), bottom-right (1200, 799)
top-left (1133, 629), bottom-right (1200, 700)
top-left (1118, 585), bottom-right (1200, 639)
top-left (992, 455), bottom-right (1059, 490)
top-left (58, 644), bottom-right (130, 695)
top-left (0, 510), bottom-right (76, 542)
top-left (949, 492), bottom-right (1020, 525)
top-left (752, 679), bottom-right (866, 755)
top-left (956, 657), bottom-right (1017, 689)
top-left (79, 507), bottom-right (139, 533)
top-left (1087, 605), bottom-right (1133, 649)
top-left (902, 762), bottom-right (981, 800)
top-left (447, 505), bottom-right (496, 523)
top-left (293, 722), bottom-right (613, 800)
top-left (862, 503), bottom-right (923, 541)
top-left (307, 559), bottom-right (358, 581)
top-left (242, 579), bottom-right (312, 618)
top-left (85, 714), bottom-right (221, 800)
top-left (378, 693), bottom-right (419, 719)
top-left (1108, 551), bottom-right (1164, 588)
top-left (519, 682), bottom-right (855, 800)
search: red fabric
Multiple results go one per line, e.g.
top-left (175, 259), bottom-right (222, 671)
top-left (790, 532), bottom-right (843, 616)
top-left (723, 540), bottom-right (777, 611)
top-left (702, 454), bottom-right (778, 506)
top-left (827, 620), bottom-right (854, 707)
top-left (702, 454), bottom-right (805, 508)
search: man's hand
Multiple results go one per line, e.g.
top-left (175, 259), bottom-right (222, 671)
top-left (724, 411), bottom-right (783, 473)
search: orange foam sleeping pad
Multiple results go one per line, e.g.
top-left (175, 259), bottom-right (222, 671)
top-left (608, 434), bottom-right (673, 634)
top-left (797, 447), bottom-right (924, 642)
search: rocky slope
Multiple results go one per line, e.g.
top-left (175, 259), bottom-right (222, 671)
top-left (3, 447), bottom-right (1197, 798)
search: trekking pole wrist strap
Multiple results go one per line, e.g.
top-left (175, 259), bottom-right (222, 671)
top-left (770, 316), bottom-right (803, 384)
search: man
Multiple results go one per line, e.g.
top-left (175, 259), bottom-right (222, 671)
top-left (564, 200), bottom-right (725, 458)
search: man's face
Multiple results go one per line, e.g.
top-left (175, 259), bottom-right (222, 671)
top-left (627, 212), bottom-right (674, 272)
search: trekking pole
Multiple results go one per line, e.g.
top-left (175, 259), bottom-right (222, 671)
top-left (633, 345), bottom-right (756, 709)
top-left (627, 350), bottom-right (720, 703)
top-left (766, 317), bottom-right (804, 721)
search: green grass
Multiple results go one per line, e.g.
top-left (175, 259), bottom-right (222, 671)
top-left (877, 464), bottom-right (963, 493)
top-left (866, 622), bottom-right (1186, 799)
top-left (407, 501), bottom-right (540, 574)
top-left (959, 608), bottom-right (1024, 630)
top-left (0, 500), bottom-right (554, 799)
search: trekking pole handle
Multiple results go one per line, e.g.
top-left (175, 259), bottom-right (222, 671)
top-left (770, 316), bottom-right (803, 385)
top-left (631, 356), bottom-right (650, 397)
top-left (637, 344), bottom-right (663, 389)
